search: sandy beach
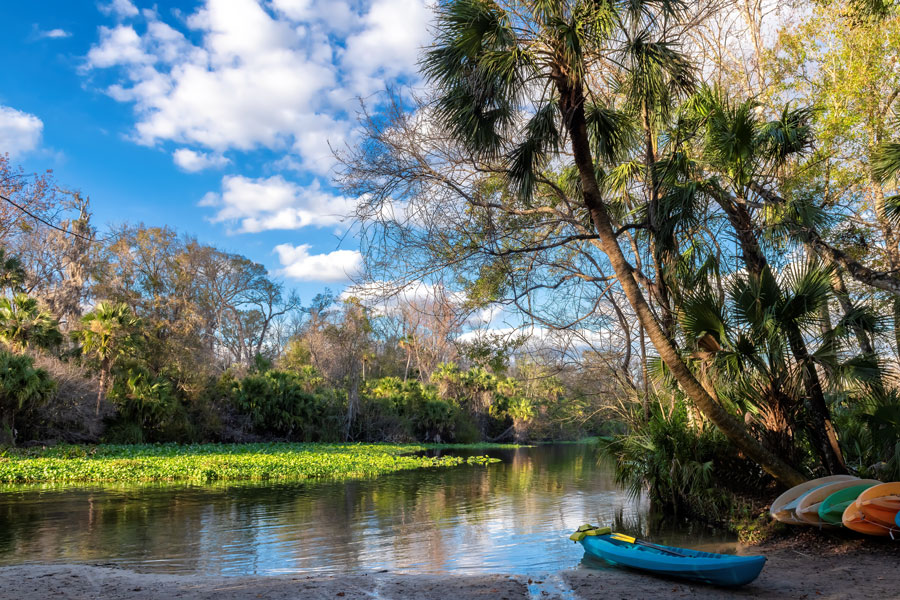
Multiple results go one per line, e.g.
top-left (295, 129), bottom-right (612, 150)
top-left (2, 535), bottom-right (897, 600)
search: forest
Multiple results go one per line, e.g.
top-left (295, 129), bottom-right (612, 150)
top-left (2, 0), bottom-right (900, 521)
top-left (0, 152), bottom-right (609, 452)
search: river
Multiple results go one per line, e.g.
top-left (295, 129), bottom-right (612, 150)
top-left (0, 444), bottom-right (735, 576)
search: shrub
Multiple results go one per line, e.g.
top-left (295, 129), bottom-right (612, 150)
top-left (0, 350), bottom-right (56, 446)
top-left (599, 397), bottom-right (769, 522)
top-left (234, 368), bottom-right (340, 441)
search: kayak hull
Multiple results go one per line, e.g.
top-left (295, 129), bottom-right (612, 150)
top-left (856, 483), bottom-right (900, 529)
top-left (580, 535), bottom-right (766, 587)
top-left (796, 479), bottom-right (879, 526)
top-left (818, 483), bottom-right (880, 526)
top-left (843, 501), bottom-right (896, 536)
top-left (770, 475), bottom-right (857, 525)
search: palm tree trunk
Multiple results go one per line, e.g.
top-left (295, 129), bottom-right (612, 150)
top-left (0, 411), bottom-right (14, 446)
top-left (96, 366), bottom-right (107, 417)
top-left (556, 77), bottom-right (806, 487)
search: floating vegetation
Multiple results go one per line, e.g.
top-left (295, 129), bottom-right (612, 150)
top-left (0, 442), bottom-right (502, 484)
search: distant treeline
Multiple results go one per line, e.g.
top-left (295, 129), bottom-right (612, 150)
top-left (0, 156), bottom-right (619, 447)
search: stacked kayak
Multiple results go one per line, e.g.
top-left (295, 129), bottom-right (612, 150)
top-left (844, 483), bottom-right (900, 536)
top-left (569, 525), bottom-right (766, 587)
top-left (770, 476), bottom-right (900, 537)
top-left (770, 475), bottom-right (857, 525)
top-left (795, 479), bottom-right (882, 526)
top-left (818, 482), bottom-right (880, 525)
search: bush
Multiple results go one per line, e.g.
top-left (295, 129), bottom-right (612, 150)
top-left (0, 350), bottom-right (56, 446)
top-left (360, 377), bottom-right (461, 442)
top-left (836, 391), bottom-right (900, 481)
top-left (234, 368), bottom-right (341, 441)
top-left (598, 397), bottom-right (769, 522)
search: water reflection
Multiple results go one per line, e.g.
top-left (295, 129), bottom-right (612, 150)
top-left (0, 445), bottom-right (736, 575)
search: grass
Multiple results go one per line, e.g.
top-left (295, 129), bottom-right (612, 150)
top-left (0, 442), bottom-right (504, 484)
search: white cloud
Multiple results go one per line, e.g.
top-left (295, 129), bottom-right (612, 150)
top-left (202, 175), bottom-right (355, 232)
top-left (172, 148), bottom-right (229, 172)
top-left (0, 105), bottom-right (43, 157)
top-left (275, 243), bottom-right (362, 282)
top-left (86, 25), bottom-right (154, 67)
top-left (37, 28), bottom-right (72, 39)
top-left (342, 0), bottom-right (431, 95)
top-left (85, 0), bottom-right (431, 178)
top-left (100, 0), bottom-right (139, 18)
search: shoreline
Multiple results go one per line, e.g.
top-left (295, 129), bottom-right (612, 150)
top-left (2, 538), bottom-right (898, 599)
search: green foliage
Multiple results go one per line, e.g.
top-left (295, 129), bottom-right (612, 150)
top-left (106, 362), bottom-right (178, 442)
top-left (360, 376), bottom-right (460, 441)
top-left (0, 350), bottom-right (56, 445)
top-left (835, 391), bottom-right (900, 480)
top-left (599, 399), bottom-right (769, 522)
top-left (0, 442), bottom-right (500, 484)
top-left (73, 302), bottom-right (143, 381)
top-left (0, 294), bottom-right (63, 353)
top-left (234, 368), bottom-right (340, 441)
top-left (0, 248), bottom-right (25, 293)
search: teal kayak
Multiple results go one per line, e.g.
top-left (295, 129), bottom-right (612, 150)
top-left (573, 528), bottom-right (765, 587)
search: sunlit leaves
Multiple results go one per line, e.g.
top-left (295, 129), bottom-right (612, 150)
top-left (0, 442), bottom-right (501, 484)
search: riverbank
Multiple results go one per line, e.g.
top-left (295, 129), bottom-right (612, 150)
top-left (0, 442), bottom-right (505, 484)
top-left (2, 536), bottom-right (897, 599)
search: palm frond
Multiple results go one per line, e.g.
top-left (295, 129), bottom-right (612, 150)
top-left (873, 141), bottom-right (900, 182)
top-left (758, 105), bottom-right (815, 166)
top-left (506, 100), bottom-right (561, 202)
top-left (585, 104), bottom-right (635, 163)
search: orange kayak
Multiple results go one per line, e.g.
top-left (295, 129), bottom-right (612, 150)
top-left (843, 501), bottom-right (897, 536)
top-left (856, 482), bottom-right (900, 528)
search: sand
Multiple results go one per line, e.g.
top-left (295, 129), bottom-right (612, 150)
top-left (1, 536), bottom-right (898, 599)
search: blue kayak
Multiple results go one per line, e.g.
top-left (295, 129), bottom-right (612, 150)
top-left (575, 530), bottom-right (765, 587)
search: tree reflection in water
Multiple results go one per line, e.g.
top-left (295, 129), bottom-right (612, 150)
top-left (0, 445), bottom-right (735, 575)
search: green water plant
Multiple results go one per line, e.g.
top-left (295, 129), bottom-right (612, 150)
top-left (0, 442), bottom-right (502, 484)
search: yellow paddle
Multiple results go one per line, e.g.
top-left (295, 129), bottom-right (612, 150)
top-left (608, 532), bottom-right (690, 557)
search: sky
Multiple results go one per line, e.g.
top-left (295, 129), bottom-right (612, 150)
top-left (0, 0), bottom-right (432, 302)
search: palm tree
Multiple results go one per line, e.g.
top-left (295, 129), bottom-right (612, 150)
top-left (423, 0), bottom-right (805, 485)
top-left (657, 88), bottom-right (849, 473)
top-left (0, 293), bottom-right (63, 353)
top-left (679, 261), bottom-right (880, 467)
top-left (0, 249), bottom-right (25, 293)
top-left (73, 302), bottom-right (142, 415)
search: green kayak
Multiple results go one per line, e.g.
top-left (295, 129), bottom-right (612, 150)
top-left (818, 483), bottom-right (880, 525)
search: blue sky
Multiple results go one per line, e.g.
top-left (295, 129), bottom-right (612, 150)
top-left (0, 0), bottom-right (431, 302)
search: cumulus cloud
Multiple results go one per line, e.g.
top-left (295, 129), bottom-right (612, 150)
top-left (172, 148), bottom-right (229, 172)
top-left (85, 0), bottom-right (431, 177)
top-left (202, 175), bottom-right (355, 232)
top-left (274, 243), bottom-right (362, 282)
top-left (0, 105), bottom-right (43, 157)
top-left (37, 28), bottom-right (72, 39)
top-left (100, 0), bottom-right (140, 18)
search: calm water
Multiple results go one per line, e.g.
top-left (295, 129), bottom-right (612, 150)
top-left (0, 444), bottom-right (735, 576)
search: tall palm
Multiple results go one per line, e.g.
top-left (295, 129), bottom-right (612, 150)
top-left (73, 302), bottom-right (142, 415)
top-left (661, 88), bottom-right (849, 472)
top-left (424, 0), bottom-right (804, 484)
top-left (0, 293), bottom-right (63, 353)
